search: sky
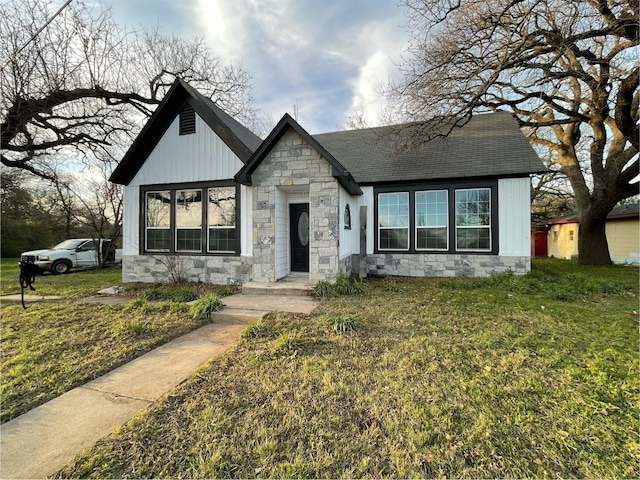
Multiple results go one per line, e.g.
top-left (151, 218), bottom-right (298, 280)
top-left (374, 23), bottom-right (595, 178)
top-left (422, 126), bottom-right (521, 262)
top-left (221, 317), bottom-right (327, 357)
top-left (102, 0), bottom-right (410, 134)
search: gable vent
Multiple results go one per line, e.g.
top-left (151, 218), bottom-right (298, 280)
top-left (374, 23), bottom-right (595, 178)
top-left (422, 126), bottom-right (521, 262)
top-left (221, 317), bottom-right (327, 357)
top-left (179, 104), bottom-right (196, 135)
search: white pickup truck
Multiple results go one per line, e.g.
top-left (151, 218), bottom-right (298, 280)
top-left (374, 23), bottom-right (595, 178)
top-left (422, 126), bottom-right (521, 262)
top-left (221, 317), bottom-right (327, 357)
top-left (20, 238), bottom-right (123, 274)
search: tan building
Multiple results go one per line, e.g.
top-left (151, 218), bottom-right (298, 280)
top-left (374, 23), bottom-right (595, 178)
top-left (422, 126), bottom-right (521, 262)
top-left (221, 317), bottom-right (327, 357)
top-left (545, 202), bottom-right (639, 264)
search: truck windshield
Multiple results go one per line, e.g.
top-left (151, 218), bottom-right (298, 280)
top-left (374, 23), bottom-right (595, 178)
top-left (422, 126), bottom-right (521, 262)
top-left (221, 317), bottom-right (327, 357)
top-left (53, 239), bottom-right (86, 250)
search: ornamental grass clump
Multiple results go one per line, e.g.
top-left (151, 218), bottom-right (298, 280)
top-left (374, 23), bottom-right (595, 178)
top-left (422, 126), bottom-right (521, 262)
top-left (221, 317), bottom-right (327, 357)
top-left (312, 275), bottom-right (366, 298)
top-left (189, 293), bottom-right (224, 319)
top-left (327, 314), bottom-right (357, 333)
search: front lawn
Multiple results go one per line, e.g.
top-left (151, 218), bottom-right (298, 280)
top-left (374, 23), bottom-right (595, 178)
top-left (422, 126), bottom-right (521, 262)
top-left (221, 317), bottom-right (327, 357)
top-left (56, 259), bottom-right (639, 479)
top-left (0, 261), bottom-right (236, 422)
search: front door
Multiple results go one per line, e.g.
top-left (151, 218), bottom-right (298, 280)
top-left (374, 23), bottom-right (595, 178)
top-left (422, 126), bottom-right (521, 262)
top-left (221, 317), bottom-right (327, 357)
top-left (290, 203), bottom-right (309, 272)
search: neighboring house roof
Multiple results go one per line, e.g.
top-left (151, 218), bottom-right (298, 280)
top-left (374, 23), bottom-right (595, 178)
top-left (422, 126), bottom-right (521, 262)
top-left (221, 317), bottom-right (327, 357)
top-left (545, 201), bottom-right (640, 225)
top-left (235, 113), bottom-right (363, 195)
top-left (313, 111), bottom-right (547, 184)
top-left (110, 79), bottom-right (262, 185)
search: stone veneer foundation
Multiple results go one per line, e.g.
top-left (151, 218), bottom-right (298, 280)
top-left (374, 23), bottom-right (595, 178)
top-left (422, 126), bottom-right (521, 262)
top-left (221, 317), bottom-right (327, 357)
top-left (363, 253), bottom-right (530, 278)
top-left (122, 255), bottom-right (252, 284)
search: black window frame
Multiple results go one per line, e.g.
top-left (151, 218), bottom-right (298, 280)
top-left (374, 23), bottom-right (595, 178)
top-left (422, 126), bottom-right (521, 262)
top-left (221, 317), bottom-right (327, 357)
top-left (374, 179), bottom-right (498, 255)
top-left (140, 181), bottom-right (240, 256)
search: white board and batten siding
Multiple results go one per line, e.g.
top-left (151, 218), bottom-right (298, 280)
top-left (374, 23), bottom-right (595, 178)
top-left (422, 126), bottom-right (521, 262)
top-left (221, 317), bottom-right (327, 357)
top-left (498, 177), bottom-right (531, 256)
top-left (339, 186), bottom-right (374, 259)
top-left (122, 113), bottom-right (247, 256)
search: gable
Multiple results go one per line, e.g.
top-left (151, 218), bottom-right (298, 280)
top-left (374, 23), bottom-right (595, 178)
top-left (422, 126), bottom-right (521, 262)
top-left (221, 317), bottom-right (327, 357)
top-left (236, 114), bottom-right (362, 195)
top-left (110, 79), bottom-right (262, 185)
top-left (128, 112), bottom-right (245, 186)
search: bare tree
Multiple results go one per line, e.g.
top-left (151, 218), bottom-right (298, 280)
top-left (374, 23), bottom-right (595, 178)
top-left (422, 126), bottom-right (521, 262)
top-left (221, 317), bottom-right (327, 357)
top-left (70, 157), bottom-right (123, 267)
top-left (1, 0), bottom-right (253, 180)
top-left (389, 0), bottom-right (639, 265)
top-left (531, 171), bottom-right (575, 224)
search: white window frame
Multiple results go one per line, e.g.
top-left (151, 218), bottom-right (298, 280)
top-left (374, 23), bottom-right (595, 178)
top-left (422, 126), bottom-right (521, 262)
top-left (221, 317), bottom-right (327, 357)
top-left (455, 188), bottom-right (492, 252)
top-left (145, 190), bottom-right (171, 252)
top-left (175, 189), bottom-right (203, 253)
top-left (207, 186), bottom-right (237, 254)
top-left (415, 189), bottom-right (449, 251)
top-left (377, 192), bottom-right (410, 251)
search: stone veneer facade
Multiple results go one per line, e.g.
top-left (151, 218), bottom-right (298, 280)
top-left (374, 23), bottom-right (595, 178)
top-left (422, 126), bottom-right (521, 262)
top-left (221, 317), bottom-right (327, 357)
top-left (122, 255), bottom-right (251, 284)
top-left (250, 129), bottom-right (340, 283)
top-left (363, 253), bottom-right (530, 277)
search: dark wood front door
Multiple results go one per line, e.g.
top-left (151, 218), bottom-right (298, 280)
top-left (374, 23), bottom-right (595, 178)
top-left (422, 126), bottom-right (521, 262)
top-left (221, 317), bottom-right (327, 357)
top-left (290, 203), bottom-right (309, 272)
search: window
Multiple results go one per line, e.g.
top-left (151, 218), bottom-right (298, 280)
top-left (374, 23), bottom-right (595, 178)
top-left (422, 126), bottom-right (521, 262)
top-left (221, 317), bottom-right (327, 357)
top-left (208, 187), bottom-right (236, 253)
top-left (378, 192), bottom-right (409, 250)
top-left (142, 183), bottom-right (238, 255)
top-left (146, 191), bottom-right (171, 251)
top-left (416, 190), bottom-right (448, 250)
top-left (569, 229), bottom-right (575, 242)
top-left (375, 182), bottom-right (496, 254)
top-left (455, 188), bottom-right (491, 251)
top-left (344, 204), bottom-right (351, 230)
top-left (179, 104), bottom-right (196, 135)
top-left (176, 189), bottom-right (202, 252)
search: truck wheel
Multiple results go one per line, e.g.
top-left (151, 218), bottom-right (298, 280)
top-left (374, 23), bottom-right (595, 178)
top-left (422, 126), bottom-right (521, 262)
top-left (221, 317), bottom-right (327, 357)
top-left (51, 260), bottom-right (71, 275)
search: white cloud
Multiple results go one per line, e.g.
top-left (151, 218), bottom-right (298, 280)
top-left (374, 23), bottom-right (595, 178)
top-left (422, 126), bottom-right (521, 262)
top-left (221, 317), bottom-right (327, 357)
top-left (185, 0), bottom-right (407, 131)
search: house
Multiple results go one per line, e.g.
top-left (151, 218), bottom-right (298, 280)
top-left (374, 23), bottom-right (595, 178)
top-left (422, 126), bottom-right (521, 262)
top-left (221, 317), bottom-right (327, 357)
top-left (545, 202), bottom-right (640, 264)
top-left (109, 79), bottom-right (546, 285)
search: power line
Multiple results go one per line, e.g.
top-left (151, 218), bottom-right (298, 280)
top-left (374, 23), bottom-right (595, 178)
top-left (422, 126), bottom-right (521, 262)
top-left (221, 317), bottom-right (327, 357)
top-left (1, 0), bottom-right (73, 71)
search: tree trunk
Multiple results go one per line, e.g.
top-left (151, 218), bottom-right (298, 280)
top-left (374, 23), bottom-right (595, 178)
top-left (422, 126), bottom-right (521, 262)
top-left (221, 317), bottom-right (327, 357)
top-left (577, 211), bottom-right (612, 266)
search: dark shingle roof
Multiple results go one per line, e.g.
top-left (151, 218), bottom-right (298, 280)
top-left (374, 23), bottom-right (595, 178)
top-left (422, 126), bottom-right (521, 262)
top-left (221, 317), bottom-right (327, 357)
top-left (313, 111), bottom-right (546, 184)
top-left (110, 79), bottom-right (262, 185)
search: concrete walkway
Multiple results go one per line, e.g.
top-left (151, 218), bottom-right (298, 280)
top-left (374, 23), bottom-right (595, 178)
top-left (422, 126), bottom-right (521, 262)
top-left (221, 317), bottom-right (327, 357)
top-left (0, 293), bottom-right (318, 479)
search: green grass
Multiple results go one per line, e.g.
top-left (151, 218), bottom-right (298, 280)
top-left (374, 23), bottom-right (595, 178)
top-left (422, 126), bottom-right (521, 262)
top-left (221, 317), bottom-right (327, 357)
top-left (2, 257), bottom-right (124, 298)
top-left (55, 259), bottom-right (639, 479)
top-left (0, 260), bottom-right (238, 422)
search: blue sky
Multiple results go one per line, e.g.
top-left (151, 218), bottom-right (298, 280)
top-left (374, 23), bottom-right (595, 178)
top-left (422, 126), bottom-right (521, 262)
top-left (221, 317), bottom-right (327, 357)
top-left (103, 0), bottom-right (409, 134)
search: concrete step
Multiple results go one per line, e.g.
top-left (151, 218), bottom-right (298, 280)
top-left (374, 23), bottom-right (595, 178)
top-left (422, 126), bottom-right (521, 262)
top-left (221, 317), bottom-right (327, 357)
top-left (241, 281), bottom-right (312, 296)
top-left (210, 308), bottom-right (270, 323)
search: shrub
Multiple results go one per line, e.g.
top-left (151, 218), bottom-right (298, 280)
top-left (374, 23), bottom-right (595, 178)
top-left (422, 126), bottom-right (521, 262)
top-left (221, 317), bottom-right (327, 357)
top-left (189, 293), bottom-right (224, 319)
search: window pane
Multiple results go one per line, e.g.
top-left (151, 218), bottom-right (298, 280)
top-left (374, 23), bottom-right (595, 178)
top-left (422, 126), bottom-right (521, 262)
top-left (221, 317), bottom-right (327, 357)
top-left (176, 189), bottom-right (202, 228)
top-left (456, 188), bottom-right (491, 251)
top-left (176, 228), bottom-right (202, 252)
top-left (147, 229), bottom-right (170, 251)
top-left (146, 191), bottom-right (170, 228)
top-left (379, 228), bottom-right (408, 250)
top-left (209, 228), bottom-right (236, 252)
top-left (378, 193), bottom-right (408, 228)
top-left (456, 188), bottom-right (490, 227)
top-left (208, 187), bottom-right (236, 227)
top-left (456, 227), bottom-right (490, 250)
top-left (378, 192), bottom-right (409, 250)
top-left (416, 190), bottom-right (448, 250)
top-left (417, 227), bottom-right (448, 250)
